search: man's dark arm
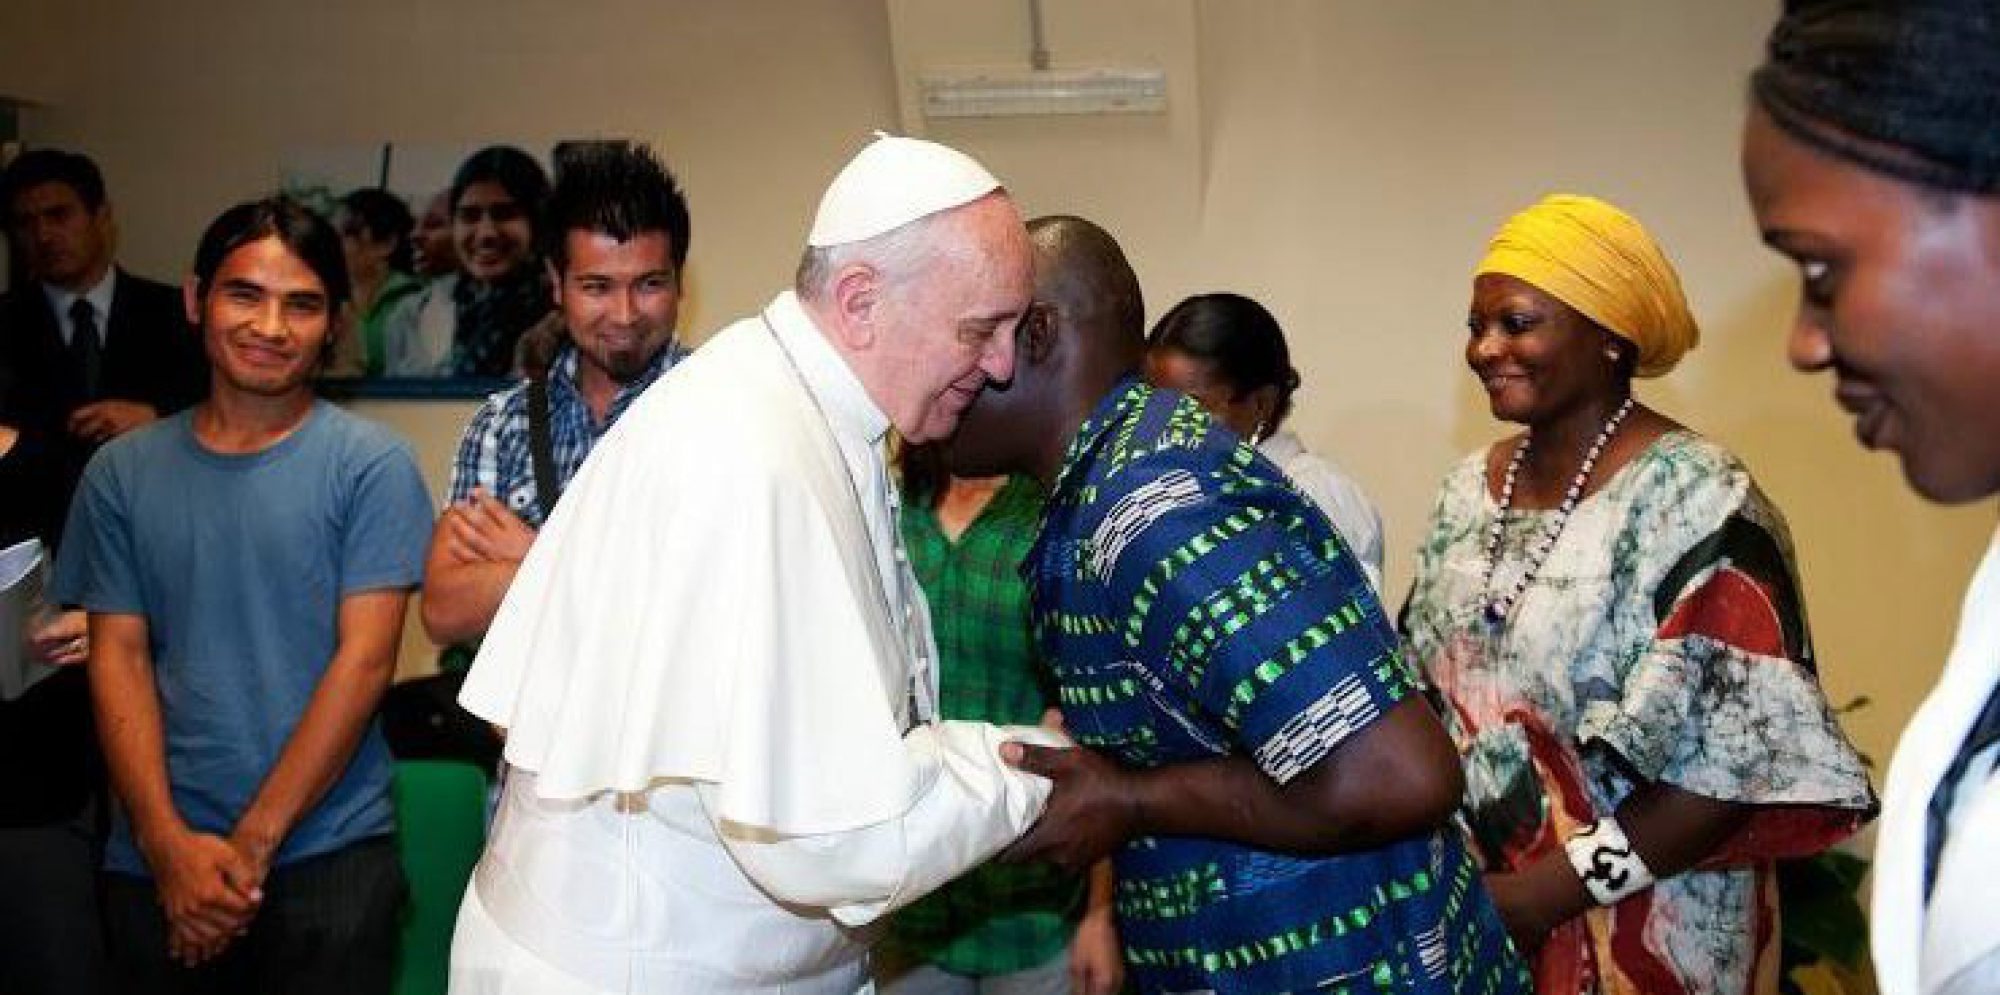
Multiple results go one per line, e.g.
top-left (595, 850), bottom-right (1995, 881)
top-left (1003, 695), bottom-right (1463, 873)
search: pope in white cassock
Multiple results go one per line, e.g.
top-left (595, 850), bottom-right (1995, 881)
top-left (446, 135), bottom-right (1064, 994)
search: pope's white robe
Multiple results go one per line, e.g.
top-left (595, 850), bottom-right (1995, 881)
top-left (448, 292), bottom-right (1057, 994)
top-left (1873, 526), bottom-right (2000, 995)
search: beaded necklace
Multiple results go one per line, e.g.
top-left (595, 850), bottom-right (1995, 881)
top-left (1481, 396), bottom-right (1635, 626)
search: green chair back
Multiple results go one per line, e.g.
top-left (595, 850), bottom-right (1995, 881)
top-left (390, 759), bottom-right (488, 995)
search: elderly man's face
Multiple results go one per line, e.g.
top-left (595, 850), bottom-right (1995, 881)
top-left (946, 301), bottom-right (1047, 476)
top-left (876, 194), bottom-right (1033, 444)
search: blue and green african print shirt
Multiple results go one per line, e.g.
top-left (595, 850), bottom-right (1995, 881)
top-left (1022, 378), bottom-right (1526, 994)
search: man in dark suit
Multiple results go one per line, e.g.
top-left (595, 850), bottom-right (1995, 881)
top-left (2, 149), bottom-right (209, 514)
top-left (0, 148), bottom-right (206, 995)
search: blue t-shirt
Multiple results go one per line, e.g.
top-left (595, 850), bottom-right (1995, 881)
top-left (1024, 379), bottom-right (1526, 994)
top-left (55, 401), bottom-right (432, 875)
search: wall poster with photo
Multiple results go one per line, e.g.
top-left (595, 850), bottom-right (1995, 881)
top-left (283, 139), bottom-right (603, 399)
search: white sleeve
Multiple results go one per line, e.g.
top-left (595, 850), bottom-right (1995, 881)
top-left (698, 721), bottom-right (1063, 927)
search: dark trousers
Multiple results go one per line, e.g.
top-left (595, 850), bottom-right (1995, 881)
top-left (0, 806), bottom-right (112, 995)
top-left (104, 835), bottom-right (405, 995)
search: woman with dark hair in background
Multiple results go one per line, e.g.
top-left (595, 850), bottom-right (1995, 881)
top-left (1144, 292), bottom-right (1386, 590)
top-left (385, 146), bottom-right (551, 376)
top-left (1743, 2), bottom-right (2000, 991)
top-left (1401, 193), bottom-right (1874, 994)
top-left (327, 187), bottom-right (423, 378)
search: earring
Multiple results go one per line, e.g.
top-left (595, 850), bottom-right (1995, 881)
top-left (1604, 346), bottom-right (1622, 363)
top-left (1249, 421), bottom-right (1268, 446)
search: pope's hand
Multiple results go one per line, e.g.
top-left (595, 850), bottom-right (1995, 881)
top-left (997, 742), bottom-right (1138, 874)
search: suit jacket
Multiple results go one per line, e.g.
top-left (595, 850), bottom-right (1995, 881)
top-left (0, 267), bottom-right (208, 548)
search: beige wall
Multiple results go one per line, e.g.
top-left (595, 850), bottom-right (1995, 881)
top-left (13, 1), bottom-right (1994, 827)
top-left (0, 0), bottom-right (68, 104)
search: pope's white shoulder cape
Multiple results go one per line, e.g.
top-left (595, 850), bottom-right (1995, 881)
top-left (460, 301), bottom-right (919, 836)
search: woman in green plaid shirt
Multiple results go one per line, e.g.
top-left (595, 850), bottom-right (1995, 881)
top-left (876, 446), bottom-right (1122, 995)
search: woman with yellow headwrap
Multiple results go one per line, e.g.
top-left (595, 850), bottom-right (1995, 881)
top-left (1399, 194), bottom-right (1876, 995)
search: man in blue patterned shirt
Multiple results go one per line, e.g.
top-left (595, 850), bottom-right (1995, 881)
top-left (422, 143), bottom-right (692, 645)
top-left (947, 216), bottom-right (1527, 993)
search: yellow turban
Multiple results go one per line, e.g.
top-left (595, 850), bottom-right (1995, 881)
top-left (1474, 194), bottom-right (1700, 378)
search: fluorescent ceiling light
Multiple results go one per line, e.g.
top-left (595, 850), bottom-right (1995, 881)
top-left (919, 67), bottom-right (1167, 119)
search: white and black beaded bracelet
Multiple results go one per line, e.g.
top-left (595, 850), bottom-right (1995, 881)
top-left (1562, 817), bottom-right (1656, 907)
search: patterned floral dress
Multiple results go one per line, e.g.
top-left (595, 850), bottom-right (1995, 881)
top-left (1401, 430), bottom-right (1876, 995)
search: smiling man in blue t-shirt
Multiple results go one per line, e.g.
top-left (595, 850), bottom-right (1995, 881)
top-left (54, 196), bottom-right (432, 994)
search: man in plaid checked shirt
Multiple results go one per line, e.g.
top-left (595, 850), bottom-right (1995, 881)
top-left (421, 143), bottom-right (692, 646)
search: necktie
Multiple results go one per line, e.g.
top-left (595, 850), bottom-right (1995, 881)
top-left (1924, 682), bottom-right (2000, 899)
top-left (69, 298), bottom-right (103, 401)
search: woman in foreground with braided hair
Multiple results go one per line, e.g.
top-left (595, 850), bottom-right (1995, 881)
top-left (1742, 1), bottom-right (2000, 991)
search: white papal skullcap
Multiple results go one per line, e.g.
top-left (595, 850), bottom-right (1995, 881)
top-left (806, 132), bottom-right (1003, 248)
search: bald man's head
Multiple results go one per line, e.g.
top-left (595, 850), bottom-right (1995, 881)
top-left (947, 215), bottom-right (1145, 484)
top-left (1027, 215), bottom-right (1145, 368)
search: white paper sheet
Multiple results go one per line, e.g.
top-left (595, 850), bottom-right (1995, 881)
top-left (0, 538), bottom-right (57, 702)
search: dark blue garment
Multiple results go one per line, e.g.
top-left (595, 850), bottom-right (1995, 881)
top-left (1022, 379), bottom-right (1524, 994)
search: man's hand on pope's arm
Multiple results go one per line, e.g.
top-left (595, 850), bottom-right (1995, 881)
top-left (996, 742), bottom-right (1138, 874)
top-left (998, 697), bottom-right (1465, 874)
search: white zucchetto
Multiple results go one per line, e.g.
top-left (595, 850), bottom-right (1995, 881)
top-left (806, 132), bottom-right (1003, 248)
